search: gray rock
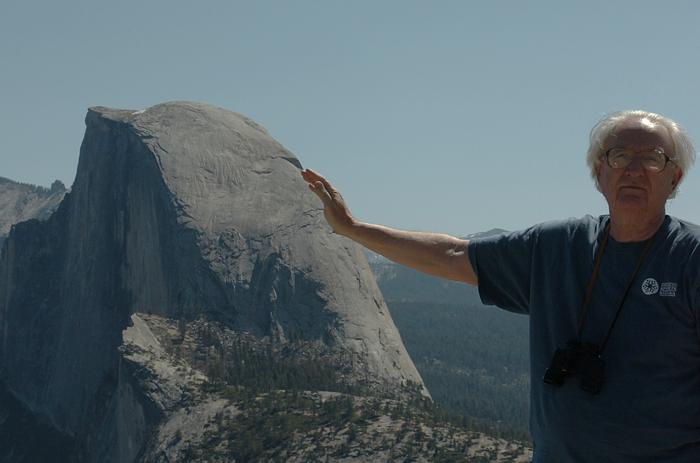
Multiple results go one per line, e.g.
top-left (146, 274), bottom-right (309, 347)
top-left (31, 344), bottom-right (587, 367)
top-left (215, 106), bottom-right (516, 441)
top-left (0, 101), bottom-right (426, 462)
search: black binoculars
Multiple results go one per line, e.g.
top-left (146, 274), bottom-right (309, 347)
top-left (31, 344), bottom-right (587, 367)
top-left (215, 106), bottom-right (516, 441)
top-left (543, 340), bottom-right (605, 394)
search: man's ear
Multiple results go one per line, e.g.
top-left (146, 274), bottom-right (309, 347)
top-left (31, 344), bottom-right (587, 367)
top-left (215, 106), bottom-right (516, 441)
top-left (672, 167), bottom-right (683, 188)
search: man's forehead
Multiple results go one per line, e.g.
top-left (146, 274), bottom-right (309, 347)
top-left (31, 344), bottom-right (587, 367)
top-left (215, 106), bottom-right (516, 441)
top-left (604, 118), bottom-right (673, 150)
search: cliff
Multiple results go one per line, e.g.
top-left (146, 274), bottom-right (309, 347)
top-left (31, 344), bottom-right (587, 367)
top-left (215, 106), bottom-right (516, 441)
top-left (0, 102), bottom-right (426, 462)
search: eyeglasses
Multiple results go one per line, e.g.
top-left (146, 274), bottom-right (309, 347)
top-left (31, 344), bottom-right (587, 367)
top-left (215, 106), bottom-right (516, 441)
top-left (604, 148), bottom-right (675, 173)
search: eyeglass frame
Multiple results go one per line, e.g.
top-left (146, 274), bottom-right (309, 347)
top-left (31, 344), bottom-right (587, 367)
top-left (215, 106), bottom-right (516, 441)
top-left (603, 147), bottom-right (677, 173)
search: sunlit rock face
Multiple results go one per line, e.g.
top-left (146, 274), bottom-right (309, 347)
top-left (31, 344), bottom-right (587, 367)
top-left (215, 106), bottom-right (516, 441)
top-left (0, 102), bottom-right (425, 462)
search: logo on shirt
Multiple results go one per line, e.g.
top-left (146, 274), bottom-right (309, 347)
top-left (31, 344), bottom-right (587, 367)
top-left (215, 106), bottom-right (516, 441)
top-left (659, 282), bottom-right (678, 297)
top-left (640, 278), bottom-right (678, 297)
top-left (641, 278), bottom-right (659, 295)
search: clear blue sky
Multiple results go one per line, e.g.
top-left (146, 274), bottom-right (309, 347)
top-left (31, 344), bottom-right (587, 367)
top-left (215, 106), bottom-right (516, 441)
top-left (2, 1), bottom-right (700, 235)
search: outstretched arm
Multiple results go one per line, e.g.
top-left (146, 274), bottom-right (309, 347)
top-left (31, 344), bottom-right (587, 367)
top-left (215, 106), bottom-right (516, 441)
top-left (301, 169), bottom-right (478, 285)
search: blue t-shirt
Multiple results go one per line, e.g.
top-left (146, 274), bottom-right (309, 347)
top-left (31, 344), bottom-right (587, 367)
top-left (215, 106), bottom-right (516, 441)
top-left (468, 215), bottom-right (700, 462)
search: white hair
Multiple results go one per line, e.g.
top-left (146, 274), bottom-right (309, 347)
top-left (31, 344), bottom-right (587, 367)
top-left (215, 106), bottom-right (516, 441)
top-left (586, 110), bottom-right (696, 199)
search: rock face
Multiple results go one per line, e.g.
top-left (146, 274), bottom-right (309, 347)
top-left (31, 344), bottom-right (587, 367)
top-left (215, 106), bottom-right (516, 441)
top-left (0, 102), bottom-right (425, 462)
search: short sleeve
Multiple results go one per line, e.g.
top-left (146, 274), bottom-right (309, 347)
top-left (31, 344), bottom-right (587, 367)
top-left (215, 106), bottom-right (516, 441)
top-left (467, 226), bottom-right (540, 314)
top-left (683, 235), bottom-right (700, 342)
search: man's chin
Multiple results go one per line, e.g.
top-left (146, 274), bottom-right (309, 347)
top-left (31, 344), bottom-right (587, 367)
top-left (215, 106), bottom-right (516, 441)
top-left (616, 189), bottom-right (647, 203)
top-left (611, 194), bottom-right (648, 213)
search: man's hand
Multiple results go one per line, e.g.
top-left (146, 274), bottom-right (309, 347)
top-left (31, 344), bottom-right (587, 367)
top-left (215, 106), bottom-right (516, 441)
top-left (301, 169), bottom-right (355, 236)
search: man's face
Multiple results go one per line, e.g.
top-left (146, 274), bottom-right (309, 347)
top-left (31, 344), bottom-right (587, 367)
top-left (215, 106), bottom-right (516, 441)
top-left (596, 118), bottom-right (682, 219)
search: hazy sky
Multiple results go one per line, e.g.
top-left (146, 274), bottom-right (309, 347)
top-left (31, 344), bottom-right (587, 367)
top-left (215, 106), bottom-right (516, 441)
top-left (2, 1), bottom-right (700, 235)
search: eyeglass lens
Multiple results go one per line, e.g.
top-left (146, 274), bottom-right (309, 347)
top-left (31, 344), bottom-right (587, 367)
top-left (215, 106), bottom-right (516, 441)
top-left (606, 149), bottom-right (667, 172)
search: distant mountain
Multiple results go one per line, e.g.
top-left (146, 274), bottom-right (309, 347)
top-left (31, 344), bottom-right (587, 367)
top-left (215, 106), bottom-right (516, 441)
top-left (0, 176), bottom-right (66, 249)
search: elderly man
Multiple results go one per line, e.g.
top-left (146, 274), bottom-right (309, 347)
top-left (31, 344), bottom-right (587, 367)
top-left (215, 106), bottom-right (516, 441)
top-left (301, 110), bottom-right (700, 462)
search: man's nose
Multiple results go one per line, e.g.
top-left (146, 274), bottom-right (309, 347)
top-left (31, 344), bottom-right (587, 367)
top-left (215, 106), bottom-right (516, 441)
top-left (624, 157), bottom-right (645, 175)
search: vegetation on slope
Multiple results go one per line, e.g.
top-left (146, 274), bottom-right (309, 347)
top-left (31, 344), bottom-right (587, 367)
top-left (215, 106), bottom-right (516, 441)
top-left (387, 301), bottom-right (530, 440)
top-left (141, 314), bottom-right (531, 462)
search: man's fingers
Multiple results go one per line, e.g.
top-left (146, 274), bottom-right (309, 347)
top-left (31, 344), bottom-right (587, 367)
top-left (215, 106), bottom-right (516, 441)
top-left (301, 168), bottom-right (322, 183)
top-left (302, 169), bottom-right (337, 196)
top-left (314, 174), bottom-right (336, 196)
top-left (302, 169), bottom-right (330, 202)
top-left (310, 180), bottom-right (333, 204)
top-left (303, 169), bottom-right (353, 234)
